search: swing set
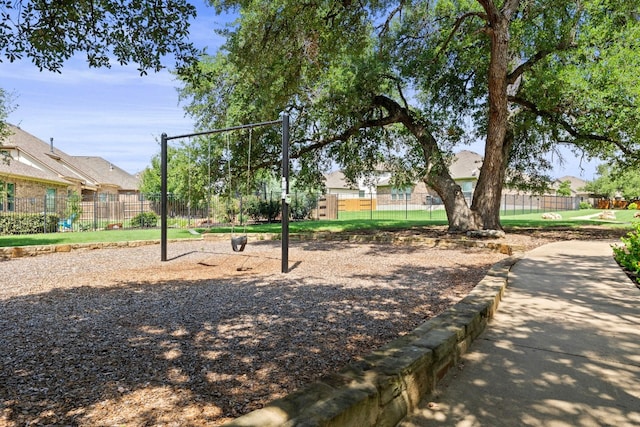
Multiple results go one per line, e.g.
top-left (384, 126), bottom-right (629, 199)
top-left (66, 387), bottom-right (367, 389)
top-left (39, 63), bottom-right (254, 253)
top-left (159, 113), bottom-right (291, 272)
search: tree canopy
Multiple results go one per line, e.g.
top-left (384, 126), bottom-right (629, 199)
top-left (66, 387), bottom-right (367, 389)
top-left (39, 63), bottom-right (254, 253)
top-left (178, 0), bottom-right (640, 231)
top-left (0, 88), bottom-right (13, 156)
top-left (0, 0), bottom-right (199, 74)
top-left (584, 164), bottom-right (640, 200)
top-left (182, 0), bottom-right (640, 231)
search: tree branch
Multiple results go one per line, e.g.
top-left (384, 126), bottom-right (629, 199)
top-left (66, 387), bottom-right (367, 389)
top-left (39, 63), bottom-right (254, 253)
top-left (509, 95), bottom-right (638, 158)
top-left (378, 0), bottom-right (406, 38)
top-left (476, 0), bottom-right (500, 23)
top-left (500, 0), bottom-right (521, 20)
top-left (434, 11), bottom-right (487, 60)
top-left (291, 108), bottom-right (403, 160)
top-left (507, 40), bottom-right (575, 85)
top-left (507, 49), bottom-right (552, 85)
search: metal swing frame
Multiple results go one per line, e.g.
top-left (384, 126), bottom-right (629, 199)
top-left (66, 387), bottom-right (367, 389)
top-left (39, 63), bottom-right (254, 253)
top-left (160, 113), bottom-right (291, 272)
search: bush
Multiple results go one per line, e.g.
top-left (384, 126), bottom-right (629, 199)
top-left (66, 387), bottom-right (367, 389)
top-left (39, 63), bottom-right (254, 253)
top-left (612, 222), bottom-right (640, 284)
top-left (259, 199), bottom-right (281, 223)
top-left (244, 196), bottom-right (281, 223)
top-left (579, 201), bottom-right (592, 209)
top-left (290, 193), bottom-right (317, 220)
top-left (131, 212), bottom-right (158, 228)
top-left (627, 202), bottom-right (638, 210)
top-left (0, 213), bottom-right (59, 235)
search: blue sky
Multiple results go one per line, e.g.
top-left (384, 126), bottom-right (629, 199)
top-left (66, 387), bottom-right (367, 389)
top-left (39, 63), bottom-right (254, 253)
top-left (2, 1), bottom-right (228, 174)
top-left (1, 2), bottom-right (599, 180)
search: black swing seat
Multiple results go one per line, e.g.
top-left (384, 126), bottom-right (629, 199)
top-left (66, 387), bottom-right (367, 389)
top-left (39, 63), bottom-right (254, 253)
top-left (231, 235), bottom-right (248, 252)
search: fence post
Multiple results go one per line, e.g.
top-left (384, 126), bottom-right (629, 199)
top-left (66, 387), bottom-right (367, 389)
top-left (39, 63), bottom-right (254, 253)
top-left (405, 192), bottom-right (408, 220)
top-left (370, 192), bottom-right (373, 220)
top-left (43, 195), bottom-right (48, 233)
top-left (93, 193), bottom-right (98, 231)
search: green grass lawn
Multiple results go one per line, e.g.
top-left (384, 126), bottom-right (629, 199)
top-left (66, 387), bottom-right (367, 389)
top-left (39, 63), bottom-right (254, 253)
top-left (0, 229), bottom-right (198, 248)
top-left (501, 209), bottom-right (639, 227)
top-left (1, 209), bottom-right (637, 247)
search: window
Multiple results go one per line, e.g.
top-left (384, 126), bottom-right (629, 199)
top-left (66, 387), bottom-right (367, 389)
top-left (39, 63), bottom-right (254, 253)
top-left (46, 188), bottom-right (56, 212)
top-left (0, 182), bottom-right (15, 212)
top-left (391, 187), bottom-right (412, 201)
top-left (461, 181), bottom-right (474, 194)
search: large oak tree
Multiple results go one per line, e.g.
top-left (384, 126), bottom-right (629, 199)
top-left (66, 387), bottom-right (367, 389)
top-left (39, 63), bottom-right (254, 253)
top-left (181, 0), bottom-right (640, 232)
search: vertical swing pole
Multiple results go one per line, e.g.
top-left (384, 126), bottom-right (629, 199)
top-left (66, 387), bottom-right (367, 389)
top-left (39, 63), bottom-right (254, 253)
top-left (161, 133), bottom-right (168, 261)
top-left (281, 113), bottom-right (290, 273)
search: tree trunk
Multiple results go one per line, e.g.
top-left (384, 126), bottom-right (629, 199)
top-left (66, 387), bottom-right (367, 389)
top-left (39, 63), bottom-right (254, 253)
top-left (426, 173), bottom-right (481, 233)
top-left (470, 5), bottom-right (514, 230)
top-left (373, 95), bottom-right (481, 232)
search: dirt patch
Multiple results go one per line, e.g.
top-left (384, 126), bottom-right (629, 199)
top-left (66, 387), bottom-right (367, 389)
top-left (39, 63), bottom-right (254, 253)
top-left (0, 228), bottom-right (626, 426)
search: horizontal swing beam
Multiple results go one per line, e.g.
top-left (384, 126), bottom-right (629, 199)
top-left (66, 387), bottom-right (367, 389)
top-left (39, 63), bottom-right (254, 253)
top-left (163, 119), bottom-right (282, 141)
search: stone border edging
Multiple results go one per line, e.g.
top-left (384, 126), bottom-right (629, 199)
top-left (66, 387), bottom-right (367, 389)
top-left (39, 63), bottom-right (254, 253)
top-left (0, 239), bottom-right (185, 259)
top-left (0, 232), bottom-right (517, 260)
top-left (222, 254), bottom-right (521, 427)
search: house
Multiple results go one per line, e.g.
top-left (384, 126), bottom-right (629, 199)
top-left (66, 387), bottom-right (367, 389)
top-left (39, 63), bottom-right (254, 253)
top-left (0, 124), bottom-right (139, 212)
top-left (324, 150), bottom-right (484, 204)
top-left (448, 150), bottom-right (483, 196)
top-left (551, 175), bottom-right (590, 198)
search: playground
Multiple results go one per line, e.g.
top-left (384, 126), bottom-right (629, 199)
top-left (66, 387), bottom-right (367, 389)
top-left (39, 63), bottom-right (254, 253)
top-left (1, 237), bottom-right (508, 426)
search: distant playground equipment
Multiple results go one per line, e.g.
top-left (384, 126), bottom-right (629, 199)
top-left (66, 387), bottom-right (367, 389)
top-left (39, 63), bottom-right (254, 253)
top-left (58, 213), bottom-right (77, 232)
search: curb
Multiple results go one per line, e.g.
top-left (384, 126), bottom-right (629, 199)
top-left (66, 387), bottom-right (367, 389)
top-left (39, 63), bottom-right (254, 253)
top-left (0, 239), bottom-right (187, 259)
top-left (0, 232), bottom-right (519, 259)
top-left (222, 254), bottom-right (521, 427)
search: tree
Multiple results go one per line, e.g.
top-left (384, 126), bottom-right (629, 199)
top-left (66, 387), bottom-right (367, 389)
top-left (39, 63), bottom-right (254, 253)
top-left (139, 137), bottom-right (223, 204)
top-left (556, 181), bottom-right (572, 197)
top-left (0, 0), bottom-right (199, 74)
top-left (584, 164), bottom-right (640, 201)
top-left (0, 88), bottom-right (15, 161)
top-left (180, 0), bottom-right (640, 232)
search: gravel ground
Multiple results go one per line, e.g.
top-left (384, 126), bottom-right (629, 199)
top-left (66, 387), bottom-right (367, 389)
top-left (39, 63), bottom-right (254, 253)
top-left (0, 228), bottom-right (626, 426)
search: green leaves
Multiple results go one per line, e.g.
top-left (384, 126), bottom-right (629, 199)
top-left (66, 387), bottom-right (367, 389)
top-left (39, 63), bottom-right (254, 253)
top-left (0, 0), bottom-right (199, 74)
top-left (178, 0), bottom-right (640, 230)
top-left (584, 164), bottom-right (640, 200)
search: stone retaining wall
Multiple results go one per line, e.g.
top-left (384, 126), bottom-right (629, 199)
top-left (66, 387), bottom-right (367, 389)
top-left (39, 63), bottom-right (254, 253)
top-left (0, 233), bottom-right (518, 260)
top-left (222, 255), bottom-right (519, 427)
top-left (0, 239), bottom-right (175, 259)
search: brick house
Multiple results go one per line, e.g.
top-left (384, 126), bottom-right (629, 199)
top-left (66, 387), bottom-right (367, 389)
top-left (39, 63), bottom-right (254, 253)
top-left (324, 150), bottom-right (483, 206)
top-left (0, 124), bottom-right (139, 213)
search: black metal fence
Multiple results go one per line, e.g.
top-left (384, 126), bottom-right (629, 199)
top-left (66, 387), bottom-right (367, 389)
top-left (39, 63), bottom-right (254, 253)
top-left (0, 192), bottom-right (581, 235)
top-left (327, 193), bottom-right (581, 221)
top-left (0, 192), bottom-right (322, 234)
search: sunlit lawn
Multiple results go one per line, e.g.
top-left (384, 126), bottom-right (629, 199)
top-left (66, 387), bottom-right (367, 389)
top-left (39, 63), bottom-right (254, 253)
top-left (0, 229), bottom-right (198, 248)
top-left (0, 209), bottom-right (637, 247)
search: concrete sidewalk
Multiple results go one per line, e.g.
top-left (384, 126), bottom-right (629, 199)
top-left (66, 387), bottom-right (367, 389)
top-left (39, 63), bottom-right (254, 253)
top-left (400, 240), bottom-right (640, 427)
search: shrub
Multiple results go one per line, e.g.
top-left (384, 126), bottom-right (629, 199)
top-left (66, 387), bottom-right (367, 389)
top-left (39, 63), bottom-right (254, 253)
top-left (290, 193), bottom-right (317, 220)
top-left (244, 196), bottom-right (262, 222)
top-left (627, 202), bottom-right (638, 210)
top-left (259, 199), bottom-right (281, 223)
top-left (612, 222), bottom-right (640, 284)
top-left (244, 196), bottom-right (281, 223)
top-left (0, 213), bottom-right (59, 235)
top-left (579, 201), bottom-right (592, 209)
top-left (131, 212), bottom-right (158, 228)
